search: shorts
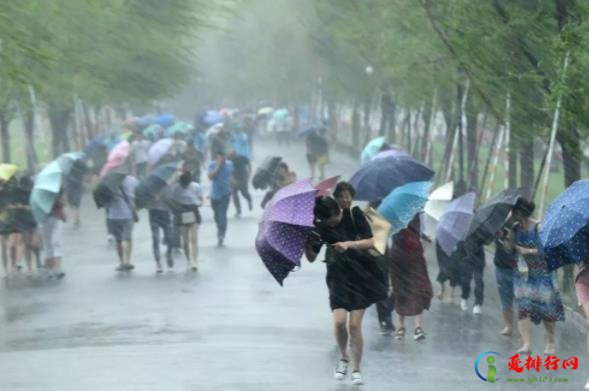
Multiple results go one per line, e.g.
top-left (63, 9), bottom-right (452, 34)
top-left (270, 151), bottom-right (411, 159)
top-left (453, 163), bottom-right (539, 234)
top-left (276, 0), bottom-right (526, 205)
top-left (40, 216), bottom-right (63, 259)
top-left (495, 267), bottom-right (515, 311)
top-left (66, 186), bottom-right (83, 208)
top-left (575, 266), bottom-right (589, 306)
top-left (107, 219), bottom-right (134, 243)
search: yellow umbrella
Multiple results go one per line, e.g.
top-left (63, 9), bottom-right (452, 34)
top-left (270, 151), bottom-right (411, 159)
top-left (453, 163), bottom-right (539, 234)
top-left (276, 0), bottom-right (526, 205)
top-left (0, 164), bottom-right (18, 182)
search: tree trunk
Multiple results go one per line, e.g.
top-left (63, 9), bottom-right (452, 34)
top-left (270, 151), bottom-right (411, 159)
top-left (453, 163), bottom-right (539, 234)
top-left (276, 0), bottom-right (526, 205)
top-left (352, 99), bottom-right (360, 154)
top-left (508, 132), bottom-right (518, 188)
top-left (48, 106), bottom-right (72, 157)
top-left (421, 98), bottom-right (433, 162)
top-left (387, 97), bottom-right (397, 143)
top-left (439, 99), bottom-right (457, 181)
top-left (23, 110), bottom-right (37, 172)
top-left (558, 125), bottom-right (581, 187)
top-left (457, 84), bottom-right (465, 184)
top-left (0, 113), bottom-right (11, 163)
top-left (465, 99), bottom-right (478, 191)
top-left (519, 137), bottom-right (534, 198)
top-left (379, 91), bottom-right (390, 137)
top-left (362, 96), bottom-right (371, 146)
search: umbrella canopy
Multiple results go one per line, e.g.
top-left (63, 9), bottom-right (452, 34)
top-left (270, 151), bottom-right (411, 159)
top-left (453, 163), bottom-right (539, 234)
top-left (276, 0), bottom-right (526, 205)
top-left (540, 180), bottom-right (589, 271)
top-left (298, 125), bottom-right (318, 137)
top-left (372, 148), bottom-right (410, 161)
top-left (121, 130), bottom-right (134, 140)
top-left (360, 137), bottom-right (386, 165)
top-left (143, 124), bottom-right (163, 138)
top-left (436, 192), bottom-right (476, 256)
top-left (156, 113), bottom-right (175, 127)
top-left (135, 161), bottom-right (181, 210)
top-left (203, 110), bottom-right (222, 126)
top-left (137, 114), bottom-right (158, 128)
top-left (252, 156), bottom-right (282, 190)
top-left (424, 181), bottom-right (454, 221)
top-left (257, 107), bottom-right (273, 116)
top-left (206, 123), bottom-right (224, 138)
top-left (0, 164), bottom-right (19, 182)
top-left (93, 166), bottom-right (128, 208)
top-left (30, 161), bottom-right (62, 223)
top-left (350, 156), bottom-right (435, 201)
top-left (465, 188), bottom-right (523, 245)
top-left (255, 179), bottom-right (317, 285)
top-left (377, 181), bottom-right (432, 233)
top-left (100, 140), bottom-right (131, 177)
top-left (314, 175), bottom-right (340, 197)
top-left (165, 121), bottom-right (193, 137)
top-left (272, 108), bottom-right (288, 121)
top-left (148, 138), bottom-right (174, 167)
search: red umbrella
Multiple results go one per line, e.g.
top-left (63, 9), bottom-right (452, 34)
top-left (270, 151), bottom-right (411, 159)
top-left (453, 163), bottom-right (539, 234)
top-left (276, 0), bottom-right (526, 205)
top-left (100, 140), bottom-right (131, 177)
top-left (314, 175), bottom-right (341, 197)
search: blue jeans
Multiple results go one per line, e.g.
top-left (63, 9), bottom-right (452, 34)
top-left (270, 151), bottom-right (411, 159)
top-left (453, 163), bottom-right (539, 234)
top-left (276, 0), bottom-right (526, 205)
top-left (495, 267), bottom-right (515, 311)
top-left (211, 194), bottom-right (231, 240)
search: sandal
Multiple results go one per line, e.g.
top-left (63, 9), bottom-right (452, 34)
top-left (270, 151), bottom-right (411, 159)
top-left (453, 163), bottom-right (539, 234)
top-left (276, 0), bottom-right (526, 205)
top-left (395, 327), bottom-right (406, 340)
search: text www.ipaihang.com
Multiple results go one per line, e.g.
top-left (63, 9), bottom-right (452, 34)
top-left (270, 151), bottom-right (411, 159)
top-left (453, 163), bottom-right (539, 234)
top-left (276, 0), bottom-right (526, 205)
top-left (507, 376), bottom-right (569, 383)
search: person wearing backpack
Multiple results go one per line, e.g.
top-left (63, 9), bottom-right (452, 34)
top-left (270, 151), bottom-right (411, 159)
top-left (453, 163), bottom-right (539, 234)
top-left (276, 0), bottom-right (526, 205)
top-left (106, 175), bottom-right (139, 271)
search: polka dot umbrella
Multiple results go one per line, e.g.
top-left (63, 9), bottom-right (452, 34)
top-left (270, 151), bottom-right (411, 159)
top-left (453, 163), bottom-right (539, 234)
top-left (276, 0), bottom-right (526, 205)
top-left (540, 179), bottom-right (589, 272)
top-left (255, 179), bottom-right (318, 285)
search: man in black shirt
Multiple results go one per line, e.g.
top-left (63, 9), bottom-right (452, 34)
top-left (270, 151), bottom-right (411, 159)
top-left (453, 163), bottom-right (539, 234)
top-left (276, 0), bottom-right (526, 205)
top-left (228, 150), bottom-right (252, 217)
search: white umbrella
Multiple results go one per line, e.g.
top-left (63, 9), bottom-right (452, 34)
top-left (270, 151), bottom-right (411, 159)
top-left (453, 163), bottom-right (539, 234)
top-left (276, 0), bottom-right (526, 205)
top-left (424, 181), bottom-right (454, 221)
top-left (257, 107), bottom-right (273, 116)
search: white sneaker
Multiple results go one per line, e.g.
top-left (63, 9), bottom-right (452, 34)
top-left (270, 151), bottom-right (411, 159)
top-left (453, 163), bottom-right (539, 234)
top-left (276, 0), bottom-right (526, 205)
top-left (351, 371), bottom-right (364, 385)
top-left (334, 359), bottom-right (349, 380)
top-left (473, 305), bottom-right (482, 315)
top-left (460, 299), bottom-right (468, 311)
top-left (189, 260), bottom-right (198, 271)
top-left (584, 379), bottom-right (589, 390)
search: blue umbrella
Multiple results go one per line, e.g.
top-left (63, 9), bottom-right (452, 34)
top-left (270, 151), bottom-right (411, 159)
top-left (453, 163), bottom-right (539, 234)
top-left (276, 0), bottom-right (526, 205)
top-left (436, 192), bottom-right (476, 256)
top-left (360, 137), bottom-right (385, 165)
top-left (156, 113), bottom-right (175, 127)
top-left (298, 125), bottom-right (319, 137)
top-left (350, 155), bottom-right (435, 201)
top-left (377, 181), bottom-right (432, 233)
top-left (540, 179), bottom-right (589, 271)
top-left (30, 161), bottom-right (63, 223)
top-left (135, 161), bottom-right (182, 210)
top-left (202, 110), bottom-right (222, 126)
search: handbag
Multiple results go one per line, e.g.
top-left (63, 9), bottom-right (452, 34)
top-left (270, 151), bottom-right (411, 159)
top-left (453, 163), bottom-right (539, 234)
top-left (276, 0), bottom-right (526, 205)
top-left (181, 211), bottom-right (197, 225)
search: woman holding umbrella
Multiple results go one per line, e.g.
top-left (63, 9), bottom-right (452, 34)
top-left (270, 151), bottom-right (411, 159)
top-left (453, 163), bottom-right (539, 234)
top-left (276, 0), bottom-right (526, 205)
top-left (510, 198), bottom-right (564, 354)
top-left (304, 194), bottom-right (387, 386)
top-left (40, 189), bottom-right (67, 279)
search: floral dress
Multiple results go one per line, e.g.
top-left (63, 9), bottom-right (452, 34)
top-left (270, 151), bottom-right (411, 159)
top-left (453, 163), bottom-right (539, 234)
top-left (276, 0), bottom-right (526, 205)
top-left (513, 224), bottom-right (565, 324)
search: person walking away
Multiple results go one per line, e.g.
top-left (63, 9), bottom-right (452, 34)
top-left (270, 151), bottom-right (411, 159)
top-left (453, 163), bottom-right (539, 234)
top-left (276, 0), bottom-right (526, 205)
top-left (0, 179), bottom-right (12, 277)
top-left (231, 126), bottom-right (252, 161)
top-left (11, 176), bottom-right (40, 274)
top-left (147, 191), bottom-right (174, 273)
top-left (305, 129), bottom-right (329, 181)
top-left (458, 237), bottom-right (486, 315)
top-left (260, 162), bottom-right (297, 209)
top-left (243, 116), bottom-right (256, 152)
top-left (132, 133), bottom-right (151, 179)
top-left (183, 143), bottom-right (202, 184)
top-left (169, 171), bottom-right (202, 271)
top-left (228, 150), bottom-right (252, 217)
top-left (494, 226), bottom-right (517, 336)
top-left (305, 196), bottom-right (387, 385)
top-left (435, 239), bottom-right (459, 302)
top-left (65, 158), bottom-right (89, 229)
top-left (510, 198), bottom-right (564, 355)
top-left (208, 151), bottom-right (233, 247)
top-left (106, 175), bottom-right (139, 271)
top-left (390, 213), bottom-right (433, 341)
top-left (4, 178), bottom-right (23, 275)
top-left (40, 189), bottom-right (66, 279)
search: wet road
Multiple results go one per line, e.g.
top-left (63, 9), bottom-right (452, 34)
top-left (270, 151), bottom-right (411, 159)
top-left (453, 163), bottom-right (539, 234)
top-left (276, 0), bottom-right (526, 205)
top-left (1, 138), bottom-right (587, 390)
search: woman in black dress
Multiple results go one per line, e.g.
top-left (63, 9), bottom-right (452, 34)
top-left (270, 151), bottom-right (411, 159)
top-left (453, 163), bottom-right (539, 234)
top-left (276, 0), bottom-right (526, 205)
top-left (305, 196), bottom-right (387, 386)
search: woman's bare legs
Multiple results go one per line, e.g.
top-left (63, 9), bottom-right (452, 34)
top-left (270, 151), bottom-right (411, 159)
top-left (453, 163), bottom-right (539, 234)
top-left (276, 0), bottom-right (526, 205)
top-left (543, 320), bottom-right (556, 354)
top-left (332, 309), bottom-right (349, 361)
top-left (517, 317), bottom-right (532, 352)
top-left (349, 309), bottom-right (366, 372)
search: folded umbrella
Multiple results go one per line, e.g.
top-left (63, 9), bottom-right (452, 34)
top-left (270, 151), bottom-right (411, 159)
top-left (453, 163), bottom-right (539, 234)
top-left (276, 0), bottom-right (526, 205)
top-left (436, 192), bottom-right (476, 256)
top-left (465, 188), bottom-right (523, 245)
top-left (255, 179), bottom-right (318, 285)
top-left (30, 161), bottom-right (62, 223)
top-left (0, 164), bottom-right (19, 182)
top-left (424, 181), bottom-right (454, 221)
top-left (252, 156), bottom-right (282, 190)
top-left (540, 180), bottom-right (589, 271)
top-left (360, 137), bottom-right (385, 165)
top-left (100, 140), bottom-right (131, 177)
top-left (135, 161), bottom-right (181, 210)
top-left (314, 175), bottom-right (340, 197)
top-left (350, 155), bottom-right (435, 201)
top-left (148, 138), bottom-right (174, 167)
top-left (377, 181), bottom-right (432, 233)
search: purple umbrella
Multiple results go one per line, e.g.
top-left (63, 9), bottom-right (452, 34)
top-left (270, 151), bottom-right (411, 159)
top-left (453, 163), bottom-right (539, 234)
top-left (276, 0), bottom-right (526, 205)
top-left (372, 148), bottom-right (410, 160)
top-left (436, 192), bottom-right (476, 256)
top-left (148, 138), bottom-right (173, 167)
top-left (255, 179), bottom-right (318, 285)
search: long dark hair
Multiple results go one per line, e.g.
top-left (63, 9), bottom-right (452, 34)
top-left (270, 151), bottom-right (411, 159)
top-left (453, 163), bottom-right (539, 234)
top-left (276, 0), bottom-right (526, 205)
top-left (313, 196), bottom-right (340, 224)
top-left (333, 181), bottom-right (356, 199)
top-left (513, 198), bottom-right (535, 218)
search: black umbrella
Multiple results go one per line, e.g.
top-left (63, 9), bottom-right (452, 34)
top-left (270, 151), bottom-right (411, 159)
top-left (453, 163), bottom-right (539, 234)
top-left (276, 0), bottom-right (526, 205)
top-left (135, 162), bottom-right (181, 210)
top-left (464, 188), bottom-right (524, 245)
top-left (93, 166), bottom-right (129, 208)
top-left (252, 156), bottom-right (282, 190)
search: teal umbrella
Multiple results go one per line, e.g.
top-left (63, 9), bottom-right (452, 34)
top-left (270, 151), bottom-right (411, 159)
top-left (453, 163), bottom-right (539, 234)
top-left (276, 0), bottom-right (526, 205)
top-left (165, 122), bottom-right (193, 137)
top-left (360, 137), bottom-right (386, 165)
top-left (377, 181), bottom-right (432, 233)
top-left (143, 124), bottom-right (163, 138)
top-left (30, 160), bottom-right (63, 223)
top-left (57, 152), bottom-right (85, 176)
